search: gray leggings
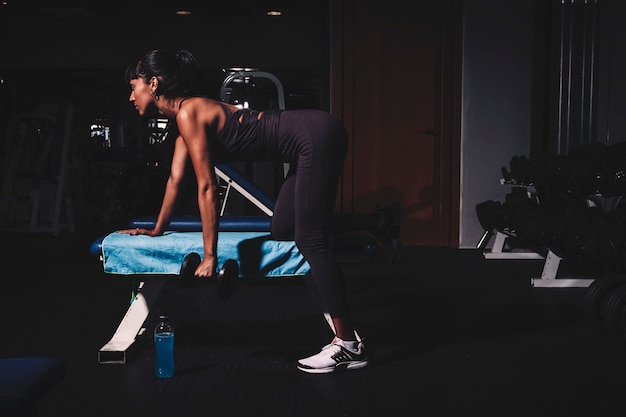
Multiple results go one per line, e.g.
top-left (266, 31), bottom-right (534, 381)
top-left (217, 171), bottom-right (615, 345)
top-left (269, 110), bottom-right (350, 319)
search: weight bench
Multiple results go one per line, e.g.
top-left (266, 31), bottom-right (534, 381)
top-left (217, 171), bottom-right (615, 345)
top-left (91, 163), bottom-right (379, 364)
top-left (92, 219), bottom-right (310, 364)
top-left (0, 357), bottom-right (65, 417)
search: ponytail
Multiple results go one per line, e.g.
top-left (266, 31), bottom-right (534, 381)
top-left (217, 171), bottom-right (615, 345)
top-left (126, 49), bottom-right (202, 98)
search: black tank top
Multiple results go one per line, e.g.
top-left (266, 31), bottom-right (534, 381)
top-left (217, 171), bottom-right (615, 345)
top-left (215, 101), bottom-right (282, 161)
top-left (176, 97), bottom-right (282, 161)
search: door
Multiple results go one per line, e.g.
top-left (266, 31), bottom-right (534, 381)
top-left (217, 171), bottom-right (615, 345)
top-left (331, 0), bottom-right (461, 246)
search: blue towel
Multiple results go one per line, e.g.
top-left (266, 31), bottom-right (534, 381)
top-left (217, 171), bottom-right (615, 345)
top-left (101, 231), bottom-right (310, 277)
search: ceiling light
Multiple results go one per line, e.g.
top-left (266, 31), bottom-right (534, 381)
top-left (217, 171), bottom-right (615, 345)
top-left (176, 9), bottom-right (191, 15)
top-left (266, 10), bottom-right (282, 16)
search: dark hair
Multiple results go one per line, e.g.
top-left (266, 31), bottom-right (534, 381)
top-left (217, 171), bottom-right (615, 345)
top-left (125, 49), bottom-right (201, 99)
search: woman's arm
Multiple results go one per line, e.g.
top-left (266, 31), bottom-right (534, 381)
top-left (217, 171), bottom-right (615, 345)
top-left (176, 106), bottom-right (221, 278)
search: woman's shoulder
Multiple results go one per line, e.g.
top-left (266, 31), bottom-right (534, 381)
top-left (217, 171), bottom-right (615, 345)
top-left (176, 97), bottom-right (236, 132)
top-left (180, 97), bottom-right (238, 114)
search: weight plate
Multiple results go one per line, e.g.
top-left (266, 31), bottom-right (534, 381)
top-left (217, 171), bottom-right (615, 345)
top-left (180, 252), bottom-right (201, 285)
top-left (584, 273), bottom-right (626, 333)
top-left (602, 282), bottom-right (626, 342)
top-left (216, 259), bottom-right (239, 299)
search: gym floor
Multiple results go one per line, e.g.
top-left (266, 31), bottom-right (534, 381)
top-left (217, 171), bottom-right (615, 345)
top-left (1, 226), bottom-right (626, 417)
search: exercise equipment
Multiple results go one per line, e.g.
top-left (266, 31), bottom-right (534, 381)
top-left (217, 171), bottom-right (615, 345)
top-left (602, 281), bottom-right (626, 342)
top-left (220, 68), bottom-right (285, 111)
top-left (584, 273), bottom-right (626, 333)
top-left (0, 101), bottom-right (75, 234)
top-left (96, 230), bottom-right (308, 277)
top-left (480, 143), bottom-right (626, 287)
top-left (96, 232), bottom-right (302, 365)
top-left (180, 252), bottom-right (239, 299)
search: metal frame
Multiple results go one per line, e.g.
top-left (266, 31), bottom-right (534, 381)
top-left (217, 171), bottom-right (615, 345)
top-left (480, 230), bottom-right (544, 260)
top-left (479, 230), bottom-right (594, 288)
top-left (531, 249), bottom-right (594, 288)
top-left (219, 68), bottom-right (286, 111)
top-left (98, 277), bottom-right (168, 364)
top-left (215, 165), bottom-right (274, 216)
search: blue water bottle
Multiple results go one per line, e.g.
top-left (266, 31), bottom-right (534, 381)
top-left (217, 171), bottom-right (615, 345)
top-left (154, 312), bottom-right (175, 378)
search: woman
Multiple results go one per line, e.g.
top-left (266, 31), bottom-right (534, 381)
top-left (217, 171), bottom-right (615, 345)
top-left (119, 49), bottom-right (367, 373)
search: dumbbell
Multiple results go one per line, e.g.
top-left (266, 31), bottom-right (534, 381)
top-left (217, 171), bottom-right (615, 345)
top-left (179, 253), bottom-right (239, 299)
top-left (584, 273), bottom-right (626, 334)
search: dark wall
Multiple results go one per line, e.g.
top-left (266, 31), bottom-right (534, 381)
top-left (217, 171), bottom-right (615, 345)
top-left (0, 12), bottom-right (326, 70)
top-left (0, 11), bottom-right (329, 113)
top-left (0, 8), bottom-right (330, 227)
top-left (596, 0), bottom-right (626, 144)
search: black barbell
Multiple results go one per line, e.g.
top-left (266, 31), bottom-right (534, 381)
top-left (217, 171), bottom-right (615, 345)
top-left (179, 253), bottom-right (239, 299)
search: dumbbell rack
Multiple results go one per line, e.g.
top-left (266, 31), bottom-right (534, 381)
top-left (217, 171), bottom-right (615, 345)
top-left (479, 180), bottom-right (595, 288)
top-left (479, 181), bottom-right (543, 259)
top-left (530, 248), bottom-right (594, 288)
top-left (480, 229), bottom-right (544, 260)
top-left (480, 228), bottom-right (595, 288)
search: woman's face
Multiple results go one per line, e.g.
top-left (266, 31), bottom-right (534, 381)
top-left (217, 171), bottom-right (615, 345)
top-left (128, 77), bottom-right (155, 116)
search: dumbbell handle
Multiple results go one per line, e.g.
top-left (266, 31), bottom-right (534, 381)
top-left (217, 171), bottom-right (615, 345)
top-left (179, 253), bottom-right (239, 299)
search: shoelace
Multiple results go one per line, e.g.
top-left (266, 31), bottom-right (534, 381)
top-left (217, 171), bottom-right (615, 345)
top-left (320, 337), bottom-right (340, 351)
top-left (322, 338), bottom-right (362, 354)
top-left (325, 344), bottom-right (343, 355)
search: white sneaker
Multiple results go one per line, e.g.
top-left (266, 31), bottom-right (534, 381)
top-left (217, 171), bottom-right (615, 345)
top-left (297, 337), bottom-right (368, 374)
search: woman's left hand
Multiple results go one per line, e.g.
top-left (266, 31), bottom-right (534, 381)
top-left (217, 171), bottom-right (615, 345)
top-left (118, 227), bottom-right (158, 236)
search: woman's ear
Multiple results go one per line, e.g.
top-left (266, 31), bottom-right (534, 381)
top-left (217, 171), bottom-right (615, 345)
top-left (149, 76), bottom-right (159, 93)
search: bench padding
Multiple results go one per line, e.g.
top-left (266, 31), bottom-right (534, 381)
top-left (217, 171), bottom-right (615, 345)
top-left (100, 231), bottom-right (310, 277)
